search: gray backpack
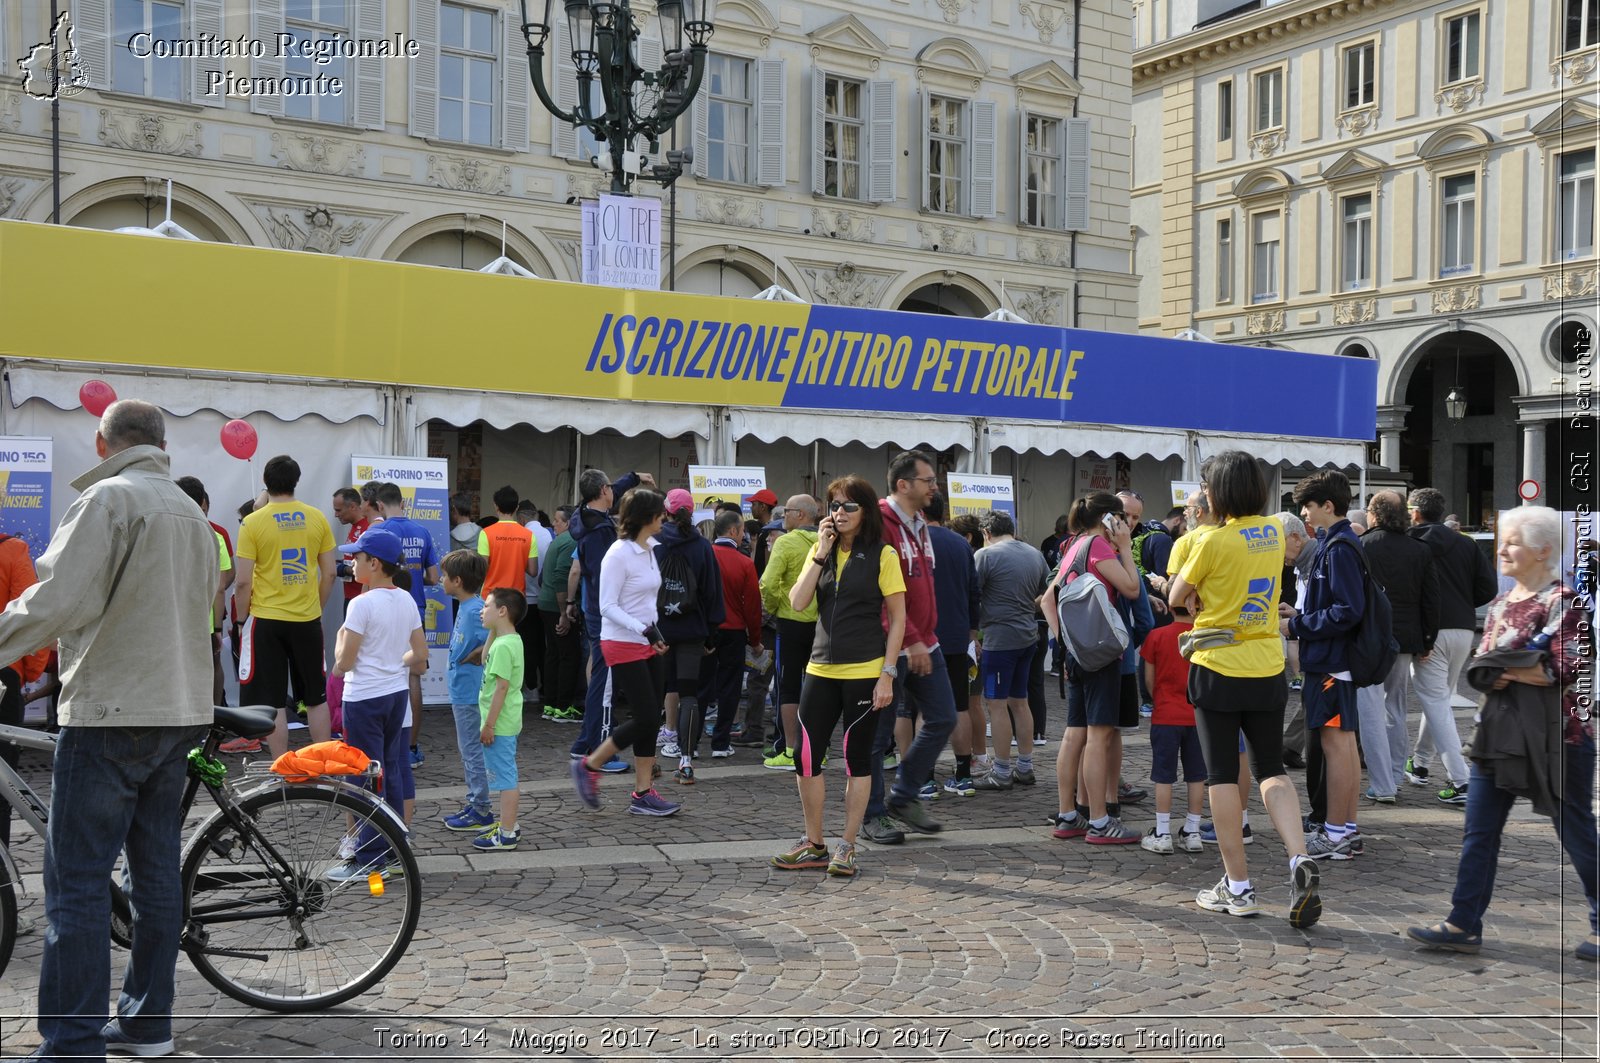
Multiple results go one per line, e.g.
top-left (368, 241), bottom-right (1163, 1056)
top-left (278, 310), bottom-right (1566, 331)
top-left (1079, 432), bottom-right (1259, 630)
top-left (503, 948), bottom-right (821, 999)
top-left (1056, 535), bottom-right (1129, 672)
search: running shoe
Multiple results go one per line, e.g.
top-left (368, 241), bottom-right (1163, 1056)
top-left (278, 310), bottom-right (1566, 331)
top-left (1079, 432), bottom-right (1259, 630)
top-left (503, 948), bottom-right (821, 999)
top-left (703, 712), bottom-right (718, 737)
top-left (887, 799), bottom-right (942, 834)
top-left (1140, 828), bottom-right (1174, 854)
top-left (917, 780), bottom-right (940, 801)
top-left (826, 842), bottom-right (859, 877)
top-left (1403, 757), bottom-right (1431, 786)
top-left (711, 747), bottom-right (735, 758)
top-left (599, 756), bottom-right (631, 773)
top-left (1051, 813), bottom-right (1090, 840)
top-left (1195, 876), bottom-right (1260, 917)
top-left (1303, 830), bottom-right (1351, 860)
top-left (1138, 703), bottom-right (1154, 718)
top-left (1085, 817), bottom-right (1141, 845)
top-left (882, 752), bottom-right (898, 769)
top-left (443, 806), bottom-right (496, 832)
top-left (628, 789), bottom-right (681, 816)
top-left (337, 831), bottom-right (358, 860)
top-left (1033, 733), bottom-right (1047, 744)
top-left (218, 737), bottom-right (261, 754)
top-left (1363, 787), bottom-right (1397, 805)
top-left (1406, 922), bottom-right (1481, 953)
top-left (1200, 821), bottom-right (1255, 845)
top-left (1118, 782), bottom-right (1148, 803)
top-left (542, 706), bottom-right (560, 721)
top-left (471, 828), bottom-right (520, 851)
top-left (972, 770), bottom-right (1013, 791)
top-left (1013, 768), bottom-right (1037, 786)
top-left (1437, 783), bottom-right (1469, 806)
top-left (861, 816), bottom-right (905, 845)
top-left (658, 731), bottom-right (682, 758)
top-left (770, 838), bottom-right (829, 870)
top-left (555, 707), bottom-right (584, 723)
top-left (674, 765), bottom-right (696, 786)
top-left (1289, 675), bottom-right (1304, 691)
top-left (409, 745), bottom-right (424, 767)
top-left (101, 1018), bottom-right (176, 1057)
top-left (1289, 858), bottom-right (1322, 930)
top-left (324, 860), bottom-right (388, 882)
top-left (942, 777), bottom-right (976, 798)
top-left (1336, 831), bottom-right (1364, 860)
top-left (571, 758), bottom-right (601, 809)
top-left (1178, 828), bottom-right (1204, 852)
top-left (763, 751), bottom-right (796, 771)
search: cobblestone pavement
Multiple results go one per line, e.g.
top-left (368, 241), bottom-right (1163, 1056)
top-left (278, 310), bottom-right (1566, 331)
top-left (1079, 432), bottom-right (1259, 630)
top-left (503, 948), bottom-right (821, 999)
top-left (0, 687), bottom-right (1595, 1061)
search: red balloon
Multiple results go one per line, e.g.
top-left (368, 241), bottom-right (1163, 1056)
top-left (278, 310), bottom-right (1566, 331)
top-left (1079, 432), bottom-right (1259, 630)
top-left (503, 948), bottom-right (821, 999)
top-left (220, 419), bottom-right (258, 460)
top-left (78, 380), bottom-right (117, 417)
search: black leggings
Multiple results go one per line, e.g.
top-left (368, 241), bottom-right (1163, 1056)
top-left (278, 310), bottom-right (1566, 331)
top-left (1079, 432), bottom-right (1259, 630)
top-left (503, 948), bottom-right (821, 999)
top-left (609, 654), bottom-right (666, 758)
top-left (1188, 664), bottom-right (1288, 787)
top-left (795, 673), bottom-right (878, 778)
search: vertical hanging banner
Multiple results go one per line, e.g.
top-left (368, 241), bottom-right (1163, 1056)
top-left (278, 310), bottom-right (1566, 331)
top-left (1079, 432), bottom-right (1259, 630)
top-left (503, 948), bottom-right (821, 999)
top-left (946, 473), bottom-right (1017, 524)
top-left (584, 193), bottom-right (661, 290)
top-left (351, 455), bottom-right (453, 702)
top-left (0, 437), bottom-right (53, 560)
top-left (688, 465), bottom-right (769, 521)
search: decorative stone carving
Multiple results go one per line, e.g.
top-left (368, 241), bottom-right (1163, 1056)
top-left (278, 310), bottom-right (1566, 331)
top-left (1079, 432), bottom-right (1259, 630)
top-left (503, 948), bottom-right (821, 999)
top-left (1433, 79), bottom-right (1485, 114)
top-left (426, 154), bottom-right (511, 196)
top-left (695, 192), bottom-right (763, 229)
top-left (1014, 287), bottom-right (1063, 325)
top-left (802, 262), bottom-right (890, 307)
top-left (261, 204), bottom-right (367, 254)
top-left (271, 132), bottom-right (366, 176)
top-left (0, 177), bottom-right (29, 218)
top-left (1247, 129), bottom-right (1286, 158)
top-left (1544, 266), bottom-right (1599, 300)
top-left (1431, 284), bottom-right (1481, 313)
top-left (0, 92), bottom-right (21, 133)
top-left (1019, 2), bottom-right (1072, 45)
top-left (1246, 309), bottom-right (1285, 335)
top-left (1333, 297), bottom-right (1376, 325)
top-left (933, 0), bottom-right (968, 24)
top-left (1018, 237), bottom-right (1070, 268)
top-left (811, 206), bottom-right (874, 243)
top-left (553, 238), bottom-right (581, 273)
top-left (567, 174), bottom-right (610, 202)
top-left (1551, 51), bottom-right (1598, 86)
top-left (98, 109), bottom-right (201, 156)
top-left (1335, 107), bottom-right (1378, 138)
top-left (917, 222), bottom-right (977, 256)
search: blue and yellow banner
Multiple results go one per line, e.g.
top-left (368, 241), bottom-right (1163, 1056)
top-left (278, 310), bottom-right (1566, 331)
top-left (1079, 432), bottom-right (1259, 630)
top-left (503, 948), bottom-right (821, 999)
top-left (946, 473), bottom-right (1016, 523)
top-left (0, 437), bottom-right (52, 559)
top-left (0, 222), bottom-right (1378, 441)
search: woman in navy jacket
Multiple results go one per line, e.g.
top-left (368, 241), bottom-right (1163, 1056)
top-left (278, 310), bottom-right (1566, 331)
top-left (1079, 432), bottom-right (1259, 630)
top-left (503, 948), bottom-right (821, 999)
top-left (654, 489), bottom-right (725, 782)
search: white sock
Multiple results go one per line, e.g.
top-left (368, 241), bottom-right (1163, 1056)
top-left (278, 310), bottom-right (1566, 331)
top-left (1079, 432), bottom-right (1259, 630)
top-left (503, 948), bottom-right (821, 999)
top-left (1184, 813), bottom-right (1202, 833)
top-left (1155, 812), bottom-right (1171, 835)
top-left (1345, 820), bottom-right (1358, 835)
top-left (1090, 815), bottom-right (1110, 829)
top-left (1228, 877), bottom-right (1252, 895)
top-left (1240, 809), bottom-right (1250, 828)
top-left (1325, 823), bottom-right (1348, 841)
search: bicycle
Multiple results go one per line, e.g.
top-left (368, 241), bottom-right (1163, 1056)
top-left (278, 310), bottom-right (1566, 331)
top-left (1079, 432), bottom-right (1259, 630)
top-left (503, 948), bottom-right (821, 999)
top-left (0, 703), bottom-right (421, 1012)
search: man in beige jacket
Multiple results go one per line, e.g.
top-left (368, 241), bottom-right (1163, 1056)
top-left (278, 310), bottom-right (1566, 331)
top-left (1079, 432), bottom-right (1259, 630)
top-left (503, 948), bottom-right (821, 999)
top-left (0, 399), bottom-right (214, 1060)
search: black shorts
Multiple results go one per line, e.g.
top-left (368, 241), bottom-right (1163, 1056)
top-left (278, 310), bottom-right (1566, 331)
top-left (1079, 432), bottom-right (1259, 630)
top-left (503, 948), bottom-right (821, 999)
top-left (945, 651), bottom-right (971, 706)
top-left (1118, 671), bottom-right (1141, 728)
top-left (1149, 723), bottom-right (1207, 784)
top-left (1187, 663), bottom-right (1289, 785)
top-left (1065, 661), bottom-right (1121, 728)
top-left (1303, 673), bottom-right (1359, 731)
top-left (776, 617), bottom-right (816, 705)
top-left (239, 616), bottom-right (327, 709)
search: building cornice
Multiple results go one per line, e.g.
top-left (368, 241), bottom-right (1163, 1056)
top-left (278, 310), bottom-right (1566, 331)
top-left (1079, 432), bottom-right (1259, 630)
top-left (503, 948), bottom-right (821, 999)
top-left (1133, 0), bottom-right (1400, 83)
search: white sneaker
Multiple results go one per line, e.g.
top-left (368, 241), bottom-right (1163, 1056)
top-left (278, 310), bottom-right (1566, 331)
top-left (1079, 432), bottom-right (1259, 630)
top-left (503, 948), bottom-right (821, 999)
top-left (711, 748), bottom-right (735, 758)
top-left (1196, 876), bottom-right (1260, 917)
top-left (1140, 828), bottom-right (1174, 854)
top-left (1178, 828), bottom-right (1204, 852)
top-left (658, 730), bottom-right (682, 758)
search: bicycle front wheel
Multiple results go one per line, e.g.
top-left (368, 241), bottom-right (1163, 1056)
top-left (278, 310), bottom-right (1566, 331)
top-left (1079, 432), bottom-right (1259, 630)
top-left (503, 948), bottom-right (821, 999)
top-left (179, 783), bottom-right (420, 1012)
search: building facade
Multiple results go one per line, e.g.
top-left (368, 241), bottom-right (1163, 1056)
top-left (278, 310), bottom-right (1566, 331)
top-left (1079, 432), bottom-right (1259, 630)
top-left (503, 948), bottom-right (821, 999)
top-left (1132, 0), bottom-right (1597, 523)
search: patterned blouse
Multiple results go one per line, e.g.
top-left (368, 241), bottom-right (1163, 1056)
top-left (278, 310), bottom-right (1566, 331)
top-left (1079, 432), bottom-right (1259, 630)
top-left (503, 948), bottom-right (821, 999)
top-left (1478, 581), bottom-right (1592, 745)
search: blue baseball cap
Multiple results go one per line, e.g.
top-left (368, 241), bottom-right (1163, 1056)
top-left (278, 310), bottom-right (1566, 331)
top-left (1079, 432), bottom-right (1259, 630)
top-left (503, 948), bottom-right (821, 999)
top-left (339, 527), bottom-right (403, 565)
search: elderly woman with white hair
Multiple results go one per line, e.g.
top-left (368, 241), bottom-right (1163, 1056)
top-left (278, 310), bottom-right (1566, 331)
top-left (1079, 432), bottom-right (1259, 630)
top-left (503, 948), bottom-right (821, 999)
top-left (1408, 505), bottom-right (1597, 961)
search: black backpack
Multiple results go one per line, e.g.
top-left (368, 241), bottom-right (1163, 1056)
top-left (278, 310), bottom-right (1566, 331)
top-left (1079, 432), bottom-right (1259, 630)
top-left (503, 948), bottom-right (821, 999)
top-left (1326, 535), bottom-right (1399, 687)
top-left (657, 548), bottom-right (698, 621)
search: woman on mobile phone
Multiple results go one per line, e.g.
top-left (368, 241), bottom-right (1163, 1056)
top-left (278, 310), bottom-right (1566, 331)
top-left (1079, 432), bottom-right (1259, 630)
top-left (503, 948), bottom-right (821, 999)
top-left (570, 489), bottom-right (681, 818)
top-left (1041, 491), bottom-right (1142, 844)
top-left (770, 475), bottom-right (906, 878)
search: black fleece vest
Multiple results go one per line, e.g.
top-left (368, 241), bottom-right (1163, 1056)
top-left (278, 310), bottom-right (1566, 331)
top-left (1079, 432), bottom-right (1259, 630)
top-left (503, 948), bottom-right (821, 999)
top-left (809, 543), bottom-right (887, 667)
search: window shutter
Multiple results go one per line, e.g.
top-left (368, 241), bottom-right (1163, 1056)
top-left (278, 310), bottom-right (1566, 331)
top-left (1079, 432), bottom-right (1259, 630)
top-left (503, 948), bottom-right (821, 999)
top-left (970, 99), bottom-right (996, 218)
top-left (917, 89), bottom-right (930, 210)
top-left (755, 57), bottom-right (786, 187)
top-left (635, 35), bottom-right (662, 158)
top-left (690, 89), bottom-right (709, 178)
top-left (190, 0), bottom-right (225, 105)
top-left (355, 0), bottom-right (386, 128)
top-left (1017, 109), bottom-right (1029, 226)
top-left (248, 0), bottom-right (285, 115)
top-left (502, 10), bottom-right (529, 150)
top-left (1063, 115), bottom-right (1090, 231)
top-left (72, 0), bottom-right (111, 89)
top-left (809, 68), bottom-right (826, 195)
top-left (867, 79), bottom-right (896, 204)
top-left (551, 19), bottom-right (580, 159)
top-left (408, 0), bottom-right (439, 139)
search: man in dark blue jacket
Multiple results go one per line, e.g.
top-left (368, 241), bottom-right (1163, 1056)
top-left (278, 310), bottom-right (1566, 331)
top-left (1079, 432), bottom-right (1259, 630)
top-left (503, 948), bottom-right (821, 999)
top-left (923, 495), bottom-right (981, 798)
top-left (1280, 470), bottom-right (1366, 861)
top-left (564, 467), bottom-right (641, 765)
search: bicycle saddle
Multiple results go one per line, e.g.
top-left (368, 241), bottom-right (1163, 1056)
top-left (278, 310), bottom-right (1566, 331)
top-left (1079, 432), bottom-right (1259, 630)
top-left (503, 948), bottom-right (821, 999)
top-left (214, 704), bottom-right (278, 739)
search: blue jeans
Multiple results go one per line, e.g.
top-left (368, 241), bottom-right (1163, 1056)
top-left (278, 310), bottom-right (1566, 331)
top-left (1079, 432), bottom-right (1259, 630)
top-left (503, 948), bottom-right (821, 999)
top-left (867, 646), bottom-right (958, 816)
top-left (451, 702), bottom-right (489, 814)
top-left (1448, 733), bottom-right (1599, 937)
top-left (572, 610), bottom-right (609, 757)
top-left (40, 724), bottom-right (208, 1060)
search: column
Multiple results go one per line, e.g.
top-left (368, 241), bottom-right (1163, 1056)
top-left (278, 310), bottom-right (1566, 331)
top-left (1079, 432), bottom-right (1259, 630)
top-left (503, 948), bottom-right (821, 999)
top-left (1374, 404), bottom-right (1411, 472)
top-left (1520, 418), bottom-right (1547, 506)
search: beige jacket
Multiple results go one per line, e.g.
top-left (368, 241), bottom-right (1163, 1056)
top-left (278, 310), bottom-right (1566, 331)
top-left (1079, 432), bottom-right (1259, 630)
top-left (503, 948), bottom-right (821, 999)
top-left (0, 445), bottom-right (214, 727)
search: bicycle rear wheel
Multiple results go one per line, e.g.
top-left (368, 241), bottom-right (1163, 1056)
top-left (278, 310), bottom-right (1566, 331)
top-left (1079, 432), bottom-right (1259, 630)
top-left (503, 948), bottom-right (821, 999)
top-left (179, 783), bottom-right (420, 1012)
top-left (0, 843), bottom-right (18, 978)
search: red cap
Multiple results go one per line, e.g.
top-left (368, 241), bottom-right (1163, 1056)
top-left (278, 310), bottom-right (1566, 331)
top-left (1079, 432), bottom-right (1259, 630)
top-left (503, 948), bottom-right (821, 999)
top-left (749, 489), bottom-right (779, 507)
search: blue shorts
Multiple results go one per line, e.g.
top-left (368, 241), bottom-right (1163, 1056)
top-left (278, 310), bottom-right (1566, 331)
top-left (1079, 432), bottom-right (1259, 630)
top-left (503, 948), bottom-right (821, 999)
top-left (483, 733), bottom-right (519, 791)
top-left (1150, 724), bottom-right (1207, 784)
top-left (981, 644), bottom-right (1035, 701)
top-left (1303, 674), bottom-right (1359, 731)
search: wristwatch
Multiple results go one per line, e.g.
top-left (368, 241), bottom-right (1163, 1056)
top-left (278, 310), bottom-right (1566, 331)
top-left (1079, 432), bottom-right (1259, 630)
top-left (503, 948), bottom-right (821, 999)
top-left (880, 665), bottom-right (897, 677)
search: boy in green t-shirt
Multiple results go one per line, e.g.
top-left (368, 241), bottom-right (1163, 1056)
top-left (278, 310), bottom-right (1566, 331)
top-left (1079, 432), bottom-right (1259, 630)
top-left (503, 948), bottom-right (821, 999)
top-left (474, 588), bottom-right (527, 851)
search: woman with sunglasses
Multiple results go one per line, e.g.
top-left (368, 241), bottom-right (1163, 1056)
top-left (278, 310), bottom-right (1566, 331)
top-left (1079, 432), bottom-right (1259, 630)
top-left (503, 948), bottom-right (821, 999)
top-left (770, 476), bottom-right (907, 877)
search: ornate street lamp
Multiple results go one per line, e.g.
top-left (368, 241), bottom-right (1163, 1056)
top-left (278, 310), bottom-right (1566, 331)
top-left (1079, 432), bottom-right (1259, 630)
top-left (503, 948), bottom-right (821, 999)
top-left (519, 0), bottom-right (713, 194)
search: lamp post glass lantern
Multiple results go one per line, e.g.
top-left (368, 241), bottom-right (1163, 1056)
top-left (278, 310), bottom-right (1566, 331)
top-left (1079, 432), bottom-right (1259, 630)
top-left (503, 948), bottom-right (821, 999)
top-left (520, 0), bottom-right (713, 194)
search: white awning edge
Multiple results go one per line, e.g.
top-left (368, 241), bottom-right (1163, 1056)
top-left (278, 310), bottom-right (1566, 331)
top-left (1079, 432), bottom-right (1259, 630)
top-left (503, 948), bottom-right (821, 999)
top-left (727, 407), bottom-right (974, 452)
top-left (408, 387), bottom-right (712, 442)
top-left (986, 420), bottom-right (1188, 461)
top-left (1196, 432), bottom-right (1366, 470)
top-left (3, 360), bottom-right (386, 424)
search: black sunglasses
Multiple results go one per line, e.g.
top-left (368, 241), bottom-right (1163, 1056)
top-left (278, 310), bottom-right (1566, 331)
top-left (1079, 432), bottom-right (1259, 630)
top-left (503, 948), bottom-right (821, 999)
top-left (828, 501), bottom-right (862, 513)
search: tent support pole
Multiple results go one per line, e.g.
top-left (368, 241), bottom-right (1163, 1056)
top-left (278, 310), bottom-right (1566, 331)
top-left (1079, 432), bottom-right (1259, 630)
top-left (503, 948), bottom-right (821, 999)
top-left (572, 431), bottom-right (583, 507)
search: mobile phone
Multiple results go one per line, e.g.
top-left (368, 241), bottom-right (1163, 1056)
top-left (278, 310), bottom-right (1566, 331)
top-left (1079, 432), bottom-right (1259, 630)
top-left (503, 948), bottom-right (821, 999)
top-left (1102, 512), bottom-right (1118, 533)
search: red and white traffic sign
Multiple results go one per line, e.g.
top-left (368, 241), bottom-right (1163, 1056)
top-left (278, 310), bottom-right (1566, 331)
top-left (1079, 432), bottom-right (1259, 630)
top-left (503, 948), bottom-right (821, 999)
top-left (1517, 479), bottom-right (1541, 501)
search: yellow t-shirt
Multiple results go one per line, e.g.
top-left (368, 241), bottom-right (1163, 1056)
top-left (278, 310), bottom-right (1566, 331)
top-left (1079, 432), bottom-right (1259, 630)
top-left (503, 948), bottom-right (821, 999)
top-left (1178, 515), bottom-right (1285, 678)
top-left (237, 501), bottom-right (337, 623)
top-left (1166, 524), bottom-right (1214, 577)
top-left (211, 530), bottom-right (232, 629)
top-left (808, 544), bottom-right (907, 680)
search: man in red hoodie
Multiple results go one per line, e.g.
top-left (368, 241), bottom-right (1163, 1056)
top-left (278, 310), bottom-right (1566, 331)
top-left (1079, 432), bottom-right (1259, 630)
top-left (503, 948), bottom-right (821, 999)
top-left (706, 510), bottom-right (763, 756)
top-left (863, 450), bottom-right (955, 842)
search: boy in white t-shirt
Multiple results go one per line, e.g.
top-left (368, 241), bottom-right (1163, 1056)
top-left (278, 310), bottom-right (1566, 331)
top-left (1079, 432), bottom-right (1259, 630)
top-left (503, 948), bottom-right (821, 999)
top-left (329, 528), bottom-right (427, 879)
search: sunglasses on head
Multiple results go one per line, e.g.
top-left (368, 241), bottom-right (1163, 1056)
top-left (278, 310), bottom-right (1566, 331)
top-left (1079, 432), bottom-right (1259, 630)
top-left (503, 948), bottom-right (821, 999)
top-left (828, 501), bottom-right (862, 513)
